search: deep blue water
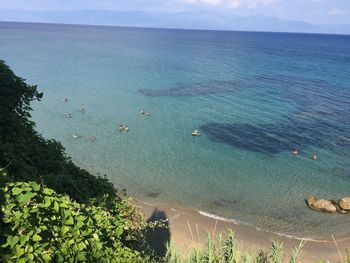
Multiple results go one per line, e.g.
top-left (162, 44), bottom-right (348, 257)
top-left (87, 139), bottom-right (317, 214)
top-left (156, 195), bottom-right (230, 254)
top-left (1, 22), bottom-right (350, 238)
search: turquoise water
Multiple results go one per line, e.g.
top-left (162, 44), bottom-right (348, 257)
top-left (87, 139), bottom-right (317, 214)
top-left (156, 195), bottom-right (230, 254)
top-left (1, 22), bottom-right (350, 238)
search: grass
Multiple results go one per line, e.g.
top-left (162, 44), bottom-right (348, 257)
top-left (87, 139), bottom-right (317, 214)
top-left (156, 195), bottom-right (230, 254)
top-left (163, 229), bottom-right (305, 263)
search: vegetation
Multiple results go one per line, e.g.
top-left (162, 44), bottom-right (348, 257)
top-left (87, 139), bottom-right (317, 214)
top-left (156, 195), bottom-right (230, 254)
top-left (164, 230), bottom-right (305, 263)
top-left (1, 172), bottom-right (148, 262)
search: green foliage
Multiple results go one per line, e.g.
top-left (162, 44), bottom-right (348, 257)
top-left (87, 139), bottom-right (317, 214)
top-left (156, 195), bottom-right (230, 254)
top-left (255, 250), bottom-right (268, 263)
top-left (269, 240), bottom-right (283, 263)
top-left (165, 243), bottom-right (181, 263)
top-left (0, 179), bottom-right (150, 262)
top-left (163, 232), bottom-right (304, 263)
top-left (289, 240), bottom-right (304, 263)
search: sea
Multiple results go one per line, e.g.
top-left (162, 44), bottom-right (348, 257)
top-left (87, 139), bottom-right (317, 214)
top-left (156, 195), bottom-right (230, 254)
top-left (1, 21), bottom-right (349, 239)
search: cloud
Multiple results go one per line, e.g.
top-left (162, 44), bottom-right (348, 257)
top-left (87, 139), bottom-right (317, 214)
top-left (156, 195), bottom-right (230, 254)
top-left (178, 0), bottom-right (278, 9)
top-left (179, 0), bottom-right (197, 4)
top-left (229, 0), bottom-right (240, 9)
top-left (328, 8), bottom-right (347, 16)
top-left (202, 0), bottom-right (221, 5)
top-left (178, 0), bottom-right (222, 6)
top-left (247, 0), bottom-right (278, 8)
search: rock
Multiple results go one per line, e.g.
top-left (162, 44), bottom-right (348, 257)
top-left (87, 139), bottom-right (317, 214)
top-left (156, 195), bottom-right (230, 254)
top-left (306, 196), bottom-right (337, 213)
top-left (339, 197), bottom-right (350, 211)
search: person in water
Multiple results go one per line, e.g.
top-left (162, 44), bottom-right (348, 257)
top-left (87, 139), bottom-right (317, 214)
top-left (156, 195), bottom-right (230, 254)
top-left (119, 125), bottom-right (124, 132)
top-left (66, 113), bottom-right (72, 118)
top-left (81, 108), bottom-right (85, 114)
top-left (140, 109), bottom-right (145, 115)
top-left (64, 97), bottom-right (68, 102)
top-left (125, 126), bottom-right (129, 132)
top-left (312, 154), bottom-right (317, 160)
top-left (292, 148), bottom-right (299, 155)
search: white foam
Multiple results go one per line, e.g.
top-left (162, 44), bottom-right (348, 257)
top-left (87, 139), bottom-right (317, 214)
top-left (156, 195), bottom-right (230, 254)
top-left (197, 210), bottom-right (331, 243)
top-left (198, 210), bottom-right (239, 225)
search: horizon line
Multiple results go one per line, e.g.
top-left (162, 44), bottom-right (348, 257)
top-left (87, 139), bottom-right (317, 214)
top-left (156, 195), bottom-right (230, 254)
top-left (1, 20), bottom-right (350, 37)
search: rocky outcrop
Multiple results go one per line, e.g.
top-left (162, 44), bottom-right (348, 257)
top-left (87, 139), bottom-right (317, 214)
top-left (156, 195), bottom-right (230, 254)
top-left (306, 196), bottom-right (337, 213)
top-left (339, 197), bottom-right (350, 211)
top-left (306, 196), bottom-right (350, 214)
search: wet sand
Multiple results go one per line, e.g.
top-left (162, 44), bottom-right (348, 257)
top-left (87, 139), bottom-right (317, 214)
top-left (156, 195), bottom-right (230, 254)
top-left (134, 199), bottom-right (350, 262)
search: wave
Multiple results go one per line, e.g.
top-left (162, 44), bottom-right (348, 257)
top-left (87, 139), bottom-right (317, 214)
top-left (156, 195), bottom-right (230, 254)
top-left (198, 210), bottom-right (240, 225)
top-left (197, 210), bottom-right (334, 243)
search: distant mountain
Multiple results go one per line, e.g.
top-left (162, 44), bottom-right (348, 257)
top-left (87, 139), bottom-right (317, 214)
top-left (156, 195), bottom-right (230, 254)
top-left (0, 9), bottom-right (349, 35)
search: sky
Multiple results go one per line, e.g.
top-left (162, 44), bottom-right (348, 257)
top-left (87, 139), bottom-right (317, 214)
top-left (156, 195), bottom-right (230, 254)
top-left (0, 0), bottom-right (349, 33)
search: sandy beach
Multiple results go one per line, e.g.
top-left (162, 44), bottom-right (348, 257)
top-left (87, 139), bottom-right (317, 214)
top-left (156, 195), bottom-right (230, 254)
top-left (134, 199), bottom-right (350, 262)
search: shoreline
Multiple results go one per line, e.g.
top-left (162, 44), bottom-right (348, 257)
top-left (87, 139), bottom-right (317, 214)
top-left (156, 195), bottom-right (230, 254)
top-left (133, 198), bottom-right (350, 262)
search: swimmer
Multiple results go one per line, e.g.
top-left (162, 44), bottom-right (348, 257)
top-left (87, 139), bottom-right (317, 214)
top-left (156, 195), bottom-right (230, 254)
top-left (140, 109), bottom-right (145, 115)
top-left (192, 130), bottom-right (200, 136)
top-left (292, 148), bottom-right (299, 155)
top-left (64, 97), bottom-right (68, 102)
top-left (125, 126), bottom-right (129, 132)
top-left (81, 108), bottom-right (85, 114)
top-left (146, 112), bottom-right (151, 116)
top-left (66, 113), bottom-right (72, 118)
top-left (311, 154), bottom-right (317, 160)
top-left (119, 125), bottom-right (124, 132)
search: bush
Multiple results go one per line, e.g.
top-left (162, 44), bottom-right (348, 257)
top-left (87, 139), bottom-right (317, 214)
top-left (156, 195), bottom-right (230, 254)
top-left (0, 174), bottom-right (150, 262)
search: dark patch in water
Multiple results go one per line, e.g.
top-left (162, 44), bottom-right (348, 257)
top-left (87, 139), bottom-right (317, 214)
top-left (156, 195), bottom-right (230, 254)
top-left (145, 191), bottom-right (161, 198)
top-left (138, 79), bottom-right (246, 97)
top-left (201, 116), bottom-right (348, 154)
top-left (336, 139), bottom-right (350, 147)
top-left (200, 75), bottom-right (350, 154)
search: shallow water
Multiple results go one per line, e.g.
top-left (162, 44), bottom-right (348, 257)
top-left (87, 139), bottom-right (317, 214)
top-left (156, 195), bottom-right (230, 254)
top-left (1, 22), bottom-right (350, 238)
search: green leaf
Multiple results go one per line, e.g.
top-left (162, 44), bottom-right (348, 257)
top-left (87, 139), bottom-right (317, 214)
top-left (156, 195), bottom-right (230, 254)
top-left (63, 209), bottom-right (71, 218)
top-left (10, 235), bottom-right (20, 247)
top-left (18, 192), bottom-right (34, 204)
top-left (15, 245), bottom-right (25, 257)
top-left (43, 196), bottom-right (52, 208)
top-left (32, 234), bottom-right (41, 242)
top-left (53, 201), bottom-right (59, 212)
top-left (12, 187), bottom-right (23, 195)
top-left (77, 242), bottom-right (86, 251)
top-left (66, 216), bottom-right (74, 225)
top-left (28, 253), bottom-right (34, 261)
top-left (77, 252), bottom-right (86, 261)
top-left (76, 221), bottom-right (84, 229)
top-left (94, 214), bottom-right (102, 221)
top-left (42, 253), bottom-right (51, 262)
top-left (14, 210), bottom-right (22, 220)
top-left (115, 226), bottom-right (123, 237)
top-left (29, 182), bottom-right (40, 192)
top-left (43, 188), bottom-right (54, 196)
top-left (61, 226), bottom-right (70, 235)
top-left (17, 257), bottom-right (26, 263)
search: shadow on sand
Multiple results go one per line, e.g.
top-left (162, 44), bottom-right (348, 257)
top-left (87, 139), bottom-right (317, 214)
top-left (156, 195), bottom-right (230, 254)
top-left (146, 208), bottom-right (171, 259)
